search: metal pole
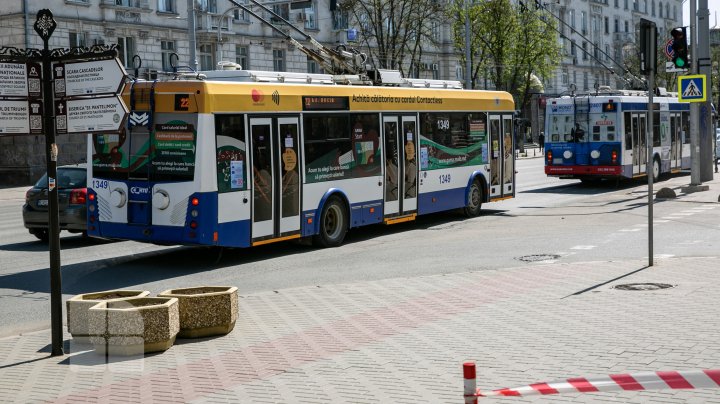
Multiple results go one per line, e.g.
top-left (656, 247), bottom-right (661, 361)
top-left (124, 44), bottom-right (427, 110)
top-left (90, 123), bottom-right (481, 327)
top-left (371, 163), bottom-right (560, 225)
top-left (648, 66), bottom-right (655, 268)
top-left (464, 0), bottom-right (472, 89)
top-left (34, 9), bottom-right (63, 356)
top-left (698, 0), bottom-right (713, 181)
top-left (188, 0), bottom-right (198, 71)
top-left (690, 0), bottom-right (701, 185)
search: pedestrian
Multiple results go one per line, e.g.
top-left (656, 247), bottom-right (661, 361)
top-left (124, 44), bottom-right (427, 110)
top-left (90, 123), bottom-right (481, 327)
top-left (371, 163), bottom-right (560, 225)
top-left (539, 131), bottom-right (545, 152)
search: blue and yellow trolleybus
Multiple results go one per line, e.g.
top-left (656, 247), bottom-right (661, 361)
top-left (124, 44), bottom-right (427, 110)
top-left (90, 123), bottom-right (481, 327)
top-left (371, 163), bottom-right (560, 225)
top-left (87, 68), bottom-right (516, 248)
top-left (544, 89), bottom-right (690, 183)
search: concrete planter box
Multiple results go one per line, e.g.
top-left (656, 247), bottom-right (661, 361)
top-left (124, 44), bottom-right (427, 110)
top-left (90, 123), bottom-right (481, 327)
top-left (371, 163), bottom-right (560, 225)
top-left (66, 290), bottom-right (150, 343)
top-left (159, 286), bottom-right (238, 338)
top-left (88, 297), bottom-right (180, 356)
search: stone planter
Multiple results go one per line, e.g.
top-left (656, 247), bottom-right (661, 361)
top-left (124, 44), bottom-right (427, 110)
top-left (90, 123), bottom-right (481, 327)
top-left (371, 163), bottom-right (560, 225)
top-left (88, 297), bottom-right (180, 356)
top-left (159, 286), bottom-right (238, 338)
top-left (66, 289), bottom-right (150, 344)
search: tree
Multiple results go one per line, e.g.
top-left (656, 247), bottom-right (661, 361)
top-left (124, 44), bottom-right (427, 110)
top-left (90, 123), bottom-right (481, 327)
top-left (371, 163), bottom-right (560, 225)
top-left (340, 0), bottom-right (443, 77)
top-left (449, 0), bottom-right (560, 111)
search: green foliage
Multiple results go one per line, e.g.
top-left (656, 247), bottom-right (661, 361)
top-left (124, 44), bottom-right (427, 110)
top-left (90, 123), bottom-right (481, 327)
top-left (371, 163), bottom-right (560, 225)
top-left (449, 0), bottom-right (561, 110)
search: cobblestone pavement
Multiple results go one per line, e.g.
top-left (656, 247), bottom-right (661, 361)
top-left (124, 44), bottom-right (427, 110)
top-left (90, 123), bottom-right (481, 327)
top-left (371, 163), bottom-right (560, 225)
top-left (2, 255), bottom-right (720, 403)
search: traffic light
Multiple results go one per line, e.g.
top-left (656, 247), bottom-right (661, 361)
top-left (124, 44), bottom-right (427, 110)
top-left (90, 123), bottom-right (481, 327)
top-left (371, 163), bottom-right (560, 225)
top-left (670, 27), bottom-right (689, 69)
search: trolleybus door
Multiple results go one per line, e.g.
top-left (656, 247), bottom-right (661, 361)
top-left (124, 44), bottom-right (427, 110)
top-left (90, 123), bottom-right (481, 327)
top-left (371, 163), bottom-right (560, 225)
top-left (249, 117), bottom-right (302, 243)
top-left (502, 115), bottom-right (514, 195)
top-left (670, 113), bottom-right (681, 169)
top-left (628, 113), bottom-right (647, 176)
top-left (489, 115), bottom-right (502, 198)
top-left (382, 115), bottom-right (418, 216)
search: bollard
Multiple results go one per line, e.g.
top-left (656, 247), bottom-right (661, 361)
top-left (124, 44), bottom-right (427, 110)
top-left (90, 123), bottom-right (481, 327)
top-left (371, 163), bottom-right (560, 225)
top-left (464, 362), bottom-right (478, 404)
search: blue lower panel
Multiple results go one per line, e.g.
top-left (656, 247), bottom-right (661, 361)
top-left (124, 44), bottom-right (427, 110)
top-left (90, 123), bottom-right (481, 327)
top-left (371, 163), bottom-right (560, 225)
top-left (418, 187), bottom-right (466, 215)
top-left (96, 222), bottom-right (214, 245)
top-left (217, 219), bottom-right (251, 247)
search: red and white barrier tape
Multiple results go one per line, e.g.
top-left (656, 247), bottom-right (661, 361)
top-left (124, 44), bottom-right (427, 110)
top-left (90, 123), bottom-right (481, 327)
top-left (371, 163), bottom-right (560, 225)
top-left (463, 362), bottom-right (720, 402)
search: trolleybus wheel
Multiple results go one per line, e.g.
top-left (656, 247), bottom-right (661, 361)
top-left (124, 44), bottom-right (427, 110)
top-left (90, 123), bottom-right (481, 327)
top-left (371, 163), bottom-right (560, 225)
top-left (463, 180), bottom-right (483, 217)
top-left (652, 157), bottom-right (661, 182)
top-left (314, 196), bottom-right (348, 247)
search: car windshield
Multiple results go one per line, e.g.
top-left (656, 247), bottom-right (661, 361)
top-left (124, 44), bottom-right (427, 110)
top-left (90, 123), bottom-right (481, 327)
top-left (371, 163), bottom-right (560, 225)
top-left (33, 168), bottom-right (87, 189)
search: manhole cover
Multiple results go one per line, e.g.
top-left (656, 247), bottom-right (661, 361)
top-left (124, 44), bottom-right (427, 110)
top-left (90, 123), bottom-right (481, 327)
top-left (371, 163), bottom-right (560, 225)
top-left (614, 283), bottom-right (675, 291)
top-left (516, 254), bottom-right (561, 263)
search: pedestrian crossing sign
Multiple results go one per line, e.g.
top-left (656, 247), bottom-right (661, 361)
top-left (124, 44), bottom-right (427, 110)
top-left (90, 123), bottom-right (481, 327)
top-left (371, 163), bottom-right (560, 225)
top-left (677, 74), bottom-right (706, 102)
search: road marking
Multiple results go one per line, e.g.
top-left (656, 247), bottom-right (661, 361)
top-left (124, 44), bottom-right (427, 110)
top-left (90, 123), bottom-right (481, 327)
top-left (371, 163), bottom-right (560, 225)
top-left (571, 245), bottom-right (596, 250)
top-left (653, 220), bottom-right (670, 223)
top-left (619, 228), bottom-right (642, 232)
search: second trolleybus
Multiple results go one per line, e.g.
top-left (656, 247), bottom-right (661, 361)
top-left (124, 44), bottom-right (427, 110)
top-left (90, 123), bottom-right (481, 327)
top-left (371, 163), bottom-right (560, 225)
top-left (544, 89), bottom-right (690, 183)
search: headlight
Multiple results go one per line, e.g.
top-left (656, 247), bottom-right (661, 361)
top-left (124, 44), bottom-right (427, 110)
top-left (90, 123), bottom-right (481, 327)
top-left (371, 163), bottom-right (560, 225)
top-left (590, 150), bottom-right (600, 159)
top-left (563, 150), bottom-right (573, 159)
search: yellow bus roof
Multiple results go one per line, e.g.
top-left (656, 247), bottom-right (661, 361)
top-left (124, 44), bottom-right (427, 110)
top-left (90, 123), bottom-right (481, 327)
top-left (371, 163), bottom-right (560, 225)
top-left (124, 80), bottom-right (515, 114)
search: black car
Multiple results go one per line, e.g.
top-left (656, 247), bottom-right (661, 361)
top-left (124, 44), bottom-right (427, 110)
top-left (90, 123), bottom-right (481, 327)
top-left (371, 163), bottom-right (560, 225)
top-left (22, 165), bottom-right (87, 241)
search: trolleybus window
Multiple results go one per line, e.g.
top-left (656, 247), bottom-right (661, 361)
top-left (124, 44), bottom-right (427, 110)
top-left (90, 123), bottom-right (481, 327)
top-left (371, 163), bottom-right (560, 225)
top-left (303, 113), bottom-right (381, 182)
top-left (215, 114), bottom-right (247, 193)
top-left (419, 112), bottom-right (488, 170)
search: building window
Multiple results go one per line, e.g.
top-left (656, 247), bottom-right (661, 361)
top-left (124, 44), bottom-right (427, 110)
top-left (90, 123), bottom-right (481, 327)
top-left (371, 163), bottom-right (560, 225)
top-left (117, 36), bottom-right (135, 67)
top-left (199, 0), bottom-right (217, 13)
top-left (583, 72), bottom-right (589, 90)
top-left (569, 9), bottom-right (575, 28)
top-left (582, 42), bottom-right (588, 60)
top-left (271, 3), bottom-right (289, 21)
top-left (236, 45), bottom-right (248, 69)
top-left (605, 44), bottom-right (610, 60)
top-left (624, 0), bottom-right (628, 10)
top-left (116, 0), bottom-right (140, 7)
top-left (232, 0), bottom-right (250, 22)
top-left (307, 57), bottom-right (319, 73)
top-left (562, 69), bottom-right (569, 85)
top-left (273, 49), bottom-right (285, 72)
top-left (303, 2), bottom-right (316, 30)
top-left (614, 0), bottom-right (618, 7)
top-left (432, 21), bottom-right (441, 41)
top-left (69, 31), bottom-right (86, 48)
top-left (614, 19), bottom-right (619, 32)
top-left (624, 21), bottom-right (629, 32)
top-left (333, 10), bottom-right (348, 30)
top-left (158, 0), bottom-right (176, 13)
top-left (604, 17), bottom-right (609, 34)
top-left (581, 11), bottom-right (587, 33)
top-left (199, 44), bottom-right (213, 70)
top-left (161, 40), bottom-right (175, 71)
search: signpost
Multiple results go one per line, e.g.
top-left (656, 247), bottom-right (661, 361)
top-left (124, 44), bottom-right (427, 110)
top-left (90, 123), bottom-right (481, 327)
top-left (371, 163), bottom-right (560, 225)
top-left (56, 96), bottom-right (128, 134)
top-left (0, 9), bottom-right (129, 356)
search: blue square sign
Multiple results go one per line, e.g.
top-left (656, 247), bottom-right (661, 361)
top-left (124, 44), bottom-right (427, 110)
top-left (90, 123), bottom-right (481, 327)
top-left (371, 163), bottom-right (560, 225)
top-left (678, 74), bottom-right (706, 102)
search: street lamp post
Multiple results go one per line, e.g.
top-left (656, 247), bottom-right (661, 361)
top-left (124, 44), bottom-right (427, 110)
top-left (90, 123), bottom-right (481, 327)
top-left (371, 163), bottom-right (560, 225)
top-left (216, 7), bottom-right (241, 69)
top-left (188, 0), bottom-right (198, 71)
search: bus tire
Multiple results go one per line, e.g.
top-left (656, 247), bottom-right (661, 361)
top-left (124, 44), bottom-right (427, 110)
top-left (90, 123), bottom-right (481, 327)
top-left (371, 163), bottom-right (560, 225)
top-left (313, 196), bottom-right (348, 248)
top-left (652, 157), bottom-right (661, 182)
top-left (463, 180), bottom-right (483, 217)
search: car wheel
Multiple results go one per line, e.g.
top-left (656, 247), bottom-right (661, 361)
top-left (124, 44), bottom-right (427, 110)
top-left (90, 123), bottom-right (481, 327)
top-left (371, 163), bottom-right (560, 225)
top-left (31, 229), bottom-right (49, 242)
top-left (313, 196), bottom-right (348, 248)
top-left (463, 180), bottom-right (483, 217)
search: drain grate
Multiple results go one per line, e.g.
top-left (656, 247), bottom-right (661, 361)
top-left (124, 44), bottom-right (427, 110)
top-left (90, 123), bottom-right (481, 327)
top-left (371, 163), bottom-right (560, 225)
top-left (516, 254), bottom-right (561, 263)
top-left (613, 283), bottom-right (675, 291)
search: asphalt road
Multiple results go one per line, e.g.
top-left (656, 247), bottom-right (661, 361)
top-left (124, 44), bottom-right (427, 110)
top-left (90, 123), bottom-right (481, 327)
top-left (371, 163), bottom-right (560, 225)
top-left (1, 156), bottom-right (718, 338)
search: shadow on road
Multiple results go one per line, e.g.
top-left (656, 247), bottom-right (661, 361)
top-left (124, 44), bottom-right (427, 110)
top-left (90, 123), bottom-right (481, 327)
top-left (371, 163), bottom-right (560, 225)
top-left (0, 234), bottom-right (113, 252)
top-left (0, 209), bottom-right (509, 296)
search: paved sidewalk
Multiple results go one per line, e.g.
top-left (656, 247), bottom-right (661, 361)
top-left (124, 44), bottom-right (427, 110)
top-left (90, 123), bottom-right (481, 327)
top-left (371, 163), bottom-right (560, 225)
top-left (2, 256), bottom-right (720, 403)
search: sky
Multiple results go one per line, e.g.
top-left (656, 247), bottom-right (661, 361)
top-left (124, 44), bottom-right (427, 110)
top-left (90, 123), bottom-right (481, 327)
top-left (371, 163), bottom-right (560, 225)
top-left (682, 0), bottom-right (720, 28)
